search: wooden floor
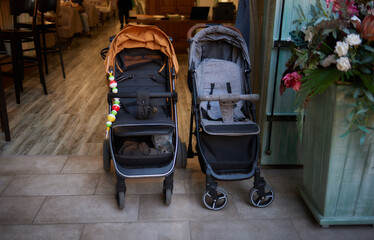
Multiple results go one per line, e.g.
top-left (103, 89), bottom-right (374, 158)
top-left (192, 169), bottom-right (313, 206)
top-left (0, 22), bottom-right (192, 155)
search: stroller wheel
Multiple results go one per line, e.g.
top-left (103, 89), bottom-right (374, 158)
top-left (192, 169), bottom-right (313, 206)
top-left (103, 139), bottom-right (111, 172)
top-left (176, 139), bottom-right (187, 168)
top-left (249, 186), bottom-right (274, 208)
top-left (116, 191), bottom-right (125, 210)
top-left (202, 186), bottom-right (228, 211)
top-left (164, 189), bottom-right (172, 206)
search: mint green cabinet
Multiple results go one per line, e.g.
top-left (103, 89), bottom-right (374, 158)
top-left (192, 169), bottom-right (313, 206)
top-left (298, 84), bottom-right (374, 226)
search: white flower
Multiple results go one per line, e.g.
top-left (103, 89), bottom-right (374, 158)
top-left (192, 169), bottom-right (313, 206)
top-left (303, 26), bottom-right (314, 42)
top-left (321, 54), bottom-right (336, 68)
top-left (336, 57), bottom-right (351, 72)
top-left (345, 34), bottom-right (362, 46)
top-left (350, 15), bottom-right (361, 22)
top-left (334, 41), bottom-right (349, 57)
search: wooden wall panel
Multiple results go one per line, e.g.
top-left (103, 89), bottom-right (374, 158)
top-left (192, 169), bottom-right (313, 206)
top-left (260, 0), bottom-right (316, 165)
top-left (0, 0), bottom-right (12, 29)
top-left (146, 0), bottom-right (195, 16)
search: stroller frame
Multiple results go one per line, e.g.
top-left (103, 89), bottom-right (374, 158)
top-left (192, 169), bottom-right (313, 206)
top-left (186, 24), bottom-right (274, 210)
top-left (103, 25), bottom-right (185, 209)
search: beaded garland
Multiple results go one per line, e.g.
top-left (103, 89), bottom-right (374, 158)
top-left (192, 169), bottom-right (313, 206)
top-left (106, 71), bottom-right (120, 138)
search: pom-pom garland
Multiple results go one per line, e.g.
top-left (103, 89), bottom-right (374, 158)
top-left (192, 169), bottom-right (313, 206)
top-left (106, 71), bottom-right (121, 138)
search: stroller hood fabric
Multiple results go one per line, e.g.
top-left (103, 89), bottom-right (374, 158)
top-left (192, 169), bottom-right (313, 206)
top-left (105, 24), bottom-right (179, 74)
top-left (188, 25), bottom-right (251, 70)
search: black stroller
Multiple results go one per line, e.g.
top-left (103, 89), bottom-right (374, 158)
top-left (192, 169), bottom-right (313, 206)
top-left (103, 25), bottom-right (186, 209)
top-left (187, 24), bottom-right (274, 210)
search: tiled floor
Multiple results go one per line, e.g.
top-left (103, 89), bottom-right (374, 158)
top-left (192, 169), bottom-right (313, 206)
top-left (0, 155), bottom-right (373, 240)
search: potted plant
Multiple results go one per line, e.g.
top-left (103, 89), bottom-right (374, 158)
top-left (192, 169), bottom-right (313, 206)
top-left (281, 0), bottom-right (374, 226)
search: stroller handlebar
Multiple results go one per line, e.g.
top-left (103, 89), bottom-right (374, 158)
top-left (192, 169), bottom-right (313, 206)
top-left (197, 93), bottom-right (259, 104)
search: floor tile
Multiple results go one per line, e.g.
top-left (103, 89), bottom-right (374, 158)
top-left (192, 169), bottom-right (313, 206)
top-left (61, 156), bottom-right (105, 173)
top-left (138, 193), bottom-right (239, 221)
top-left (2, 174), bottom-right (100, 196)
top-left (190, 219), bottom-right (300, 240)
top-left (81, 222), bottom-right (190, 240)
top-left (0, 175), bottom-right (13, 193)
top-left (34, 195), bottom-right (139, 224)
top-left (292, 218), bottom-right (374, 240)
top-left (183, 172), bottom-right (205, 194)
top-left (0, 224), bottom-right (84, 240)
top-left (234, 191), bottom-right (310, 220)
top-left (0, 156), bottom-right (67, 174)
top-left (184, 157), bottom-right (202, 173)
top-left (0, 196), bottom-right (45, 224)
top-left (264, 169), bottom-right (303, 193)
top-left (95, 173), bottom-right (186, 195)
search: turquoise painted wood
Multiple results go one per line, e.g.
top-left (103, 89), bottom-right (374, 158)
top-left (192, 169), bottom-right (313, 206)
top-left (298, 84), bottom-right (374, 226)
top-left (261, 0), bottom-right (316, 165)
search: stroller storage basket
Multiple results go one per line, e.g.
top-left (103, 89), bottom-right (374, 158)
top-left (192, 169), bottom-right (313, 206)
top-left (112, 133), bottom-right (175, 168)
top-left (199, 133), bottom-right (256, 172)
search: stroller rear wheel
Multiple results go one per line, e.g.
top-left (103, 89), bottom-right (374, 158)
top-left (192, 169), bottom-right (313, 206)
top-left (249, 185), bottom-right (274, 208)
top-left (103, 139), bottom-right (111, 172)
top-left (202, 186), bottom-right (228, 210)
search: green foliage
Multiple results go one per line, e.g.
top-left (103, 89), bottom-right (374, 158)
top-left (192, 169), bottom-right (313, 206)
top-left (282, 0), bottom-right (374, 144)
top-left (341, 87), bottom-right (374, 144)
top-left (296, 68), bottom-right (344, 105)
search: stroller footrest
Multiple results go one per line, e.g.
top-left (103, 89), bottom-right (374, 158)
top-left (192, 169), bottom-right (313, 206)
top-left (114, 153), bottom-right (173, 167)
top-left (201, 119), bottom-right (260, 136)
top-left (113, 125), bottom-right (174, 137)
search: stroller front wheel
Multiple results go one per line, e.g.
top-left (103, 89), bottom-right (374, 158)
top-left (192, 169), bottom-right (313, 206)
top-left (202, 186), bottom-right (228, 211)
top-left (164, 189), bottom-right (172, 206)
top-left (116, 191), bottom-right (125, 209)
top-left (103, 139), bottom-right (111, 172)
top-left (249, 186), bottom-right (274, 208)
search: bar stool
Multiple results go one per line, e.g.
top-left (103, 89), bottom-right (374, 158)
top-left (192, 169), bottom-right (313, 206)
top-left (19, 0), bottom-right (66, 78)
top-left (3, 0), bottom-right (48, 104)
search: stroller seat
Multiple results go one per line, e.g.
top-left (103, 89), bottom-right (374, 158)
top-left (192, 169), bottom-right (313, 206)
top-left (197, 58), bottom-right (260, 136)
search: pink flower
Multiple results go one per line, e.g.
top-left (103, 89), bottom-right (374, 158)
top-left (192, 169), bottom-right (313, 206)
top-left (346, 1), bottom-right (359, 16)
top-left (282, 72), bottom-right (302, 91)
top-left (325, 0), bottom-right (359, 16)
top-left (326, 0), bottom-right (342, 12)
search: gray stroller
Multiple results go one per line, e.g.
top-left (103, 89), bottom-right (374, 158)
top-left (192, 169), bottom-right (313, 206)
top-left (187, 24), bottom-right (275, 210)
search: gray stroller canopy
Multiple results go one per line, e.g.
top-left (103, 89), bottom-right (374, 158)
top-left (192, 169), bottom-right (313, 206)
top-left (188, 25), bottom-right (251, 70)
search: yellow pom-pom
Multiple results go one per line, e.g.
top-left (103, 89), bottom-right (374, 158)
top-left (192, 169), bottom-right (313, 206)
top-left (107, 114), bottom-right (116, 122)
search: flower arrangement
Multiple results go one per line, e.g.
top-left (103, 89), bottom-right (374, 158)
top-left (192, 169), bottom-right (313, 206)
top-left (281, 0), bottom-right (374, 143)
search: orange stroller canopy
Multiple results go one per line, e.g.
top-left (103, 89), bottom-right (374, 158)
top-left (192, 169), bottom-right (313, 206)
top-left (104, 24), bottom-right (179, 74)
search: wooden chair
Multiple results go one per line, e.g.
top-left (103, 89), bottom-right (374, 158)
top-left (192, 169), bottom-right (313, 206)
top-left (57, 5), bottom-right (76, 49)
top-left (0, 31), bottom-right (11, 141)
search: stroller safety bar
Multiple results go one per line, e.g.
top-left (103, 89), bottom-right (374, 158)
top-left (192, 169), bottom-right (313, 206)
top-left (187, 23), bottom-right (242, 41)
top-left (108, 92), bottom-right (178, 101)
top-left (197, 93), bottom-right (259, 104)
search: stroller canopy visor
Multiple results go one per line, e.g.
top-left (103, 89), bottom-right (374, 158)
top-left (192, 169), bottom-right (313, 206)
top-left (189, 25), bottom-right (250, 69)
top-left (105, 24), bottom-right (179, 74)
